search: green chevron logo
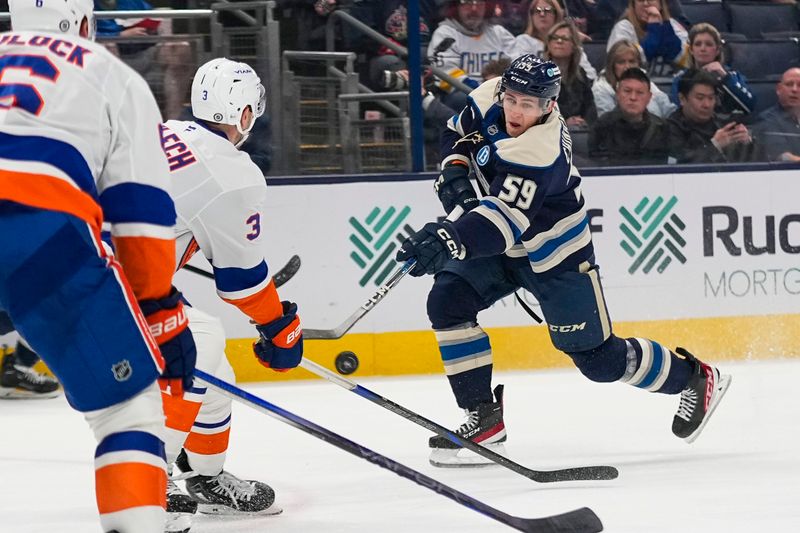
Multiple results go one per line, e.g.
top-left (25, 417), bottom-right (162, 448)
top-left (619, 196), bottom-right (687, 274)
top-left (349, 206), bottom-right (415, 287)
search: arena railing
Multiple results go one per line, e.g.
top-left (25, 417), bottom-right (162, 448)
top-left (0, 2), bottom-right (288, 172)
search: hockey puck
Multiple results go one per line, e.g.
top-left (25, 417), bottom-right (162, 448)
top-left (334, 351), bottom-right (359, 375)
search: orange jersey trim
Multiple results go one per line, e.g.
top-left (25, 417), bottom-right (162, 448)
top-left (95, 462), bottom-right (166, 514)
top-left (0, 169), bottom-right (102, 230)
top-left (113, 236), bottom-right (176, 301)
top-left (223, 278), bottom-right (283, 325)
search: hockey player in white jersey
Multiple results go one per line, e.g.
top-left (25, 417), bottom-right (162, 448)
top-left (1, 1), bottom-right (196, 532)
top-left (156, 58), bottom-right (303, 527)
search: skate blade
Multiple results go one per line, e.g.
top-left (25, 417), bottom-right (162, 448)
top-left (197, 503), bottom-right (283, 516)
top-left (429, 443), bottom-right (506, 468)
top-left (0, 386), bottom-right (61, 399)
top-left (684, 373), bottom-right (732, 444)
top-left (165, 512), bottom-right (192, 533)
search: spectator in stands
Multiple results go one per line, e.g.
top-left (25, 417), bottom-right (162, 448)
top-left (428, 0), bottom-right (516, 109)
top-left (511, 0), bottom-right (597, 80)
top-left (95, 0), bottom-right (192, 119)
top-left (543, 21), bottom-right (597, 128)
top-left (606, 0), bottom-right (688, 76)
top-left (589, 67), bottom-right (670, 164)
top-left (670, 23), bottom-right (755, 120)
top-left (563, 0), bottom-right (599, 38)
top-left (668, 69), bottom-right (760, 163)
top-left (593, 40), bottom-right (675, 118)
top-left (491, 0), bottom-right (530, 36)
top-left (367, 1), bottom-right (436, 91)
top-left (481, 57), bottom-right (512, 80)
top-left (594, 0), bottom-right (688, 41)
top-left (754, 68), bottom-right (800, 162)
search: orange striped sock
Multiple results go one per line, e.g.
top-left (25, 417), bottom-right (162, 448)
top-left (94, 431), bottom-right (166, 519)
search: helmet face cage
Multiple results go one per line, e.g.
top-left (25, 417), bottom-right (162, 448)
top-left (499, 54), bottom-right (561, 102)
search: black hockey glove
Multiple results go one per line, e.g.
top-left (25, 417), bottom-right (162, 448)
top-left (434, 164), bottom-right (479, 215)
top-left (139, 287), bottom-right (197, 395)
top-left (396, 220), bottom-right (466, 277)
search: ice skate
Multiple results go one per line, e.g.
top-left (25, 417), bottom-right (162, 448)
top-left (183, 470), bottom-right (282, 516)
top-left (429, 384), bottom-right (507, 467)
top-left (0, 352), bottom-right (60, 399)
top-left (672, 348), bottom-right (731, 443)
top-left (165, 470), bottom-right (196, 533)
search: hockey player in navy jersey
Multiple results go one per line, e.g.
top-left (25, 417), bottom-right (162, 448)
top-left (396, 54), bottom-right (731, 467)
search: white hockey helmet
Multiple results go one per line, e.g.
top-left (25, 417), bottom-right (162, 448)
top-left (191, 58), bottom-right (266, 145)
top-left (8, 0), bottom-right (96, 40)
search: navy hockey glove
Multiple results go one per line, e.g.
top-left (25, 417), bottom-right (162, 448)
top-left (396, 220), bottom-right (466, 277)
top-left (254, 301), bottom-right (303, 372)
top-left (139, 287), bottom-right (196, 395)
top-left (434, 163), bottom-right (479, 215)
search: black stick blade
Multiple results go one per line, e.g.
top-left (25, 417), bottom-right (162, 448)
top-left (530, 465), bottom-right (619, 483)
top-left (273, 254), bottom-right (301, 288)
top-left (510, 507), bottom-right (603, 533)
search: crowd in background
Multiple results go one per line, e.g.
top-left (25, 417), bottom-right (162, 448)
top-left (2, 0), bottom-right (800, 170)
top-left (290, 0), bottom-right (800, 167)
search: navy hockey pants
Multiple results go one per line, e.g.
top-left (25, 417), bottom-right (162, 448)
top-left (0, 203), bottom-right (162, 411)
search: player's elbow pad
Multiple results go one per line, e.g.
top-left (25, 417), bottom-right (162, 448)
top-left (434, 164), bottom-right (478, 215)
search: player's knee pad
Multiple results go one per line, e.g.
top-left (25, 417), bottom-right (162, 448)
top-left (186, 307), bottom-right (227, 373)
top-left (83, 382), bottom-right (165, 442)
top-left (566, 335), bottom-right (628, 383)
top-left (427, 272), bottom-right (483, 330)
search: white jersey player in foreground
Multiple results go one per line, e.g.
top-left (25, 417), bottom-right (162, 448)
top-left (1, 1), bottom-right (196, 533)
top-left (157, 59), bottom-right (304, 531)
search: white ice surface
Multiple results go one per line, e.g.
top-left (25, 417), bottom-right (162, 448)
top-left (2, 359), bottom-right (799, 533)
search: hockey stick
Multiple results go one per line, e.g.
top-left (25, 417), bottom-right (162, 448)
top-left (299, 358), bottom-right (618, 483)
top-left (304, 257), bottom-right (415, 340)
top-left (193, 369), bottom-right (604, 533)
top-left (183, 254), bottom-right (301, 289)
top-left (304, 206), bottom-right (463, 340)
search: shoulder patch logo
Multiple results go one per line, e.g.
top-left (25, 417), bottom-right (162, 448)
top-left (476, 145), bottom-right (491, 166)
top-left (453, 131), bottom-right (484, 148)
top-left (487, 124), bottom-right (499, 136)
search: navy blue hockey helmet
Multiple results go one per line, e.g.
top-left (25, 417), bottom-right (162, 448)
top-left (499, 54), bottom-right (561, 101)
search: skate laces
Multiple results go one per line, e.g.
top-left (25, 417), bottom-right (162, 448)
top-left (210, 471), bottom-right (257, 503)
top-left (167, 478), bottom-right (187, 496)
top-left (676, 388), bottom-right (698, 422)
top-left (456, 409), bottom-right (481, 435)
top-left (14, 365), bottom-right (54, 384)
top-left (169, 469), bottom-right (197, 482)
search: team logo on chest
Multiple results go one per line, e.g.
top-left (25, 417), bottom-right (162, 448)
top-left (476, 145), bottom-right (491, 166)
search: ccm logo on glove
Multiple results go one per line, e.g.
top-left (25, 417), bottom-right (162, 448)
top-left (436, 227), bottom-right (462, 258)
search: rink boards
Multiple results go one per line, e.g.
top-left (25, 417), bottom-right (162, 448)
top-left (169, 167), bottom-right (800, 382)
